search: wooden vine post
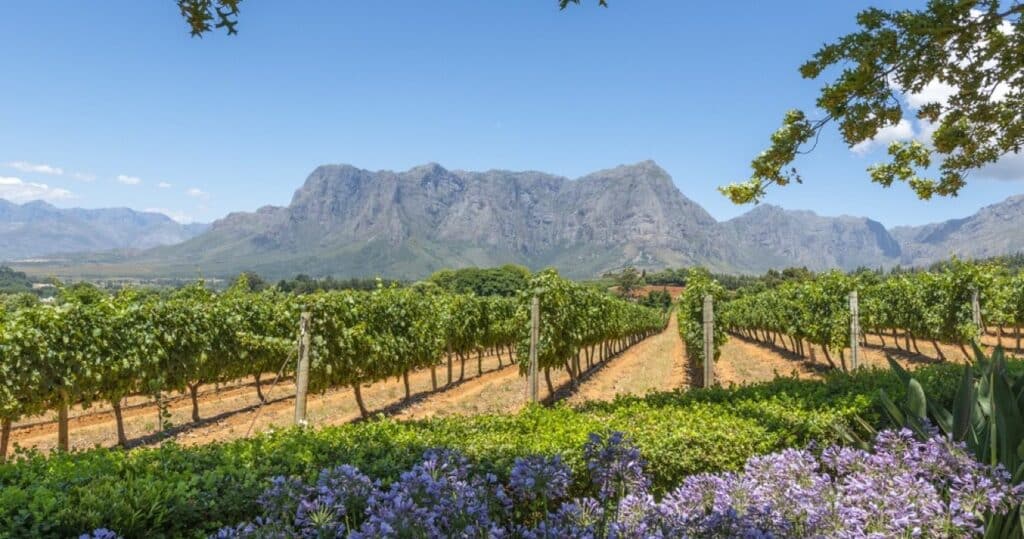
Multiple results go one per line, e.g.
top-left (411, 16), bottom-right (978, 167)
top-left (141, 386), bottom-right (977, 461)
top-left (971, 288), bottom-right (982, 333)
top-left (703, 294), bottom-right (714, 388)
top-left (849, 290), bottom-right (859, 371)
top-left (294, 311), bottom-right (311, 426)
top-left (528, 295), bottom-right (540, 403)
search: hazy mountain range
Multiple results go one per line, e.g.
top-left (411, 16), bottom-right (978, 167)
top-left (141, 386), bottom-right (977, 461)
top-left (0, 200), bottom-right (207, 261)
top-left (5, 161), bottom-right (1024, 279)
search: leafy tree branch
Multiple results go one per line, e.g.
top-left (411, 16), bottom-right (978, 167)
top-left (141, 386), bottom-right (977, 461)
top-left (721, 1), bottom-right (1024, 204)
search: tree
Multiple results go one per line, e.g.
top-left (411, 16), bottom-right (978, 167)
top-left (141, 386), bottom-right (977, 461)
top-left (231, 272), bottom-right (267, 292)
top-left (180, 1), bottom-right (606, 37)
top-left (614, 266), bottom-right (645, 298)
top-left (427, 265), bottom-right (530, 297)
top-left (0, 266), bottom-right (33, 295)
top-left (178, 0), bottom-right (241, 36)
top-left (721, 1), bottom-right (1024, 204)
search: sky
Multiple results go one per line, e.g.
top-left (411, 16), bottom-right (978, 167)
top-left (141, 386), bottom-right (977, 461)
top-left (1, 1), bottom-right (1021, 227)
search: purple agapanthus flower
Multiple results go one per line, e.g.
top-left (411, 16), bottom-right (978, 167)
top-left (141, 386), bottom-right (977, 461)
top-left (192, 429), bottom-right (1018, 539)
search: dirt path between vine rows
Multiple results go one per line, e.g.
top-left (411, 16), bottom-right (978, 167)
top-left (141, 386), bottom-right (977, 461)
top-left (7, 316), bottom-right (678, 454)
top-left (715, 336), bottom-right (825, 385)
top-left (6, 351), bottom-right (519, 454)
top-left (712, 328), bottom-right (1010, 387)
top-left (563, 312), bottom-right (688, 404)
top-left (396, 315), bottom-right (686, 419)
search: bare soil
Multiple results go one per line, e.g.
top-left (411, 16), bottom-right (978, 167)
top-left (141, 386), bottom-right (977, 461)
top-left (11, 317), bottom-right (1009, 457)
top-left (6, 323), bottom-right (683, 454)
top-left (7, 351), bottom-right (519, 454)
top-left (564, 312), bottom-right (687, 404)
top-left (398, 314), bottom-right (688, 418)
top-left (712, 327), bottom-right (1023, 388)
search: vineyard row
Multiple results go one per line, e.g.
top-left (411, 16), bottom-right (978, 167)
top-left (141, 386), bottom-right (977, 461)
top-left (0, 270), bottom-right (665, 456)
top-left (677, 261), bottom-right (1024, 375)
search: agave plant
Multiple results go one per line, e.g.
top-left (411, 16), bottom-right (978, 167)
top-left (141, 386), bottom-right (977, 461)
top-left (868, 345), bottom-right (1023, 538)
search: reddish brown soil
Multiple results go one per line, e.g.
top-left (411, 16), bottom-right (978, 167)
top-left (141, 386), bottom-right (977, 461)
top-left (565, 312), bottom-right (687, 404)
top-left (399, 316), bottom-right (687, 418)
top-left (6, 351), bottom-right (518, 454)
top-left (11, 318), bottom-right (1009, 457)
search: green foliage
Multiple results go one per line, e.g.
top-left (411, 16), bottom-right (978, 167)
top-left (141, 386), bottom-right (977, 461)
top-left (275, 274), bottom-right (401, 294)
top-left (868, 346), bottom-right (1024, 537)
top-left (613, 266), bottom-right (644, 297)
top-left (427, 265), bottom-right (531, 297)
top-left (676, 269), bottom-right (727, 367)
top-left (724, 1), bottom-right (1024, 203)
top-left (645, 266), bottom-right (814, 291)
top-left (0, 267), bottom-right (33, 295)
top-left (644, 268), bottom-right (687, 286)
top-left (559, 0), bottom-right (608, 9)
top-left (0, 362), bottom-right (982, 537)
top-left (229, 272), bottom-right (268, 292)
top-left (515, 269), bottom-right (664, 375)
top-left (720, 260), bottom-right (1011, 368)
top-left (0, 280), bottom-right (523, 443)
top-left (639, 288), bottom-right (672, 311)
top-left (0, 294), bottom-right (38, 314)
top-left (723, 270), bottom-right (856, 364)
top-left (181, 0), bottom-right (608, 37)
top-left (178, 0), bottom-right (241, 36)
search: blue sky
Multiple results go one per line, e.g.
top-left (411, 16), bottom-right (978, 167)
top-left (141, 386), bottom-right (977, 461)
top-left (1, 1), bottom-right (1021, 227)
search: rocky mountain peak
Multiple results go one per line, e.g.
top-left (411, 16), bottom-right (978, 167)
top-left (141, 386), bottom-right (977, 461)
top-left (15, 161), bottom-right (1024, 280)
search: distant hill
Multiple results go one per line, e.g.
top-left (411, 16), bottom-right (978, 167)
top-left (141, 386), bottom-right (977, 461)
top-left (0, 200), bottom-right (207, 262)
top-left (9, 161), bottom-right (1024, 279)
top-left (891, 195), bottom-right (1024, 265)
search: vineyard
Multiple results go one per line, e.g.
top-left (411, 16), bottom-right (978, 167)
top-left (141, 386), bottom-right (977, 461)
top-left (677, 260), bottom-right (1024, 378)
top-left (4, 261), bottom-right (1024, 537)
top-left (0, 270), bottom-right (665, 459)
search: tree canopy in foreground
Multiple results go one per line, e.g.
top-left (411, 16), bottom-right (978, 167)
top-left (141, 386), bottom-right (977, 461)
top-left (177, 0), bottom-right (607, 37)
top-left (721, 0), bottom-right (1024, 204)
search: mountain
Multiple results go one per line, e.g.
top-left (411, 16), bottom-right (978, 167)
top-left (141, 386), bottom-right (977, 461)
top-left (718, 205), bottom-right (903, 271)
top-left (10, 161), bottom-right (1024, 279)
top-left (0, 200), bottom-right (208, 261)
top-left (124, 161), bottom-right (734, 279)
top-left (890, 195), bottom-right (1024, 266)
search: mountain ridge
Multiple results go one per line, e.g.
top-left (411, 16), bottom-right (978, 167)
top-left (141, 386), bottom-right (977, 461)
top-left (0, 200), bottom-right (208, 261)
top-left (6, 161), bottom-right (1024, 279)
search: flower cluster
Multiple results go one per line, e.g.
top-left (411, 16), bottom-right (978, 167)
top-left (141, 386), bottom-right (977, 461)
top-left (583, 431), bottom-right (651, 502)
top-left (655, 430), bottom-right (1020, 537)
top-left (83, 430), bottom-right (1020, 538)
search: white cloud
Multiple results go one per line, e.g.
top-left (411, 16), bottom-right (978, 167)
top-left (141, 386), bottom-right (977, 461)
top-left (905, 80), bottom-right (957, 109)
top-left (185, 187), bottom-right (208, 199)
top-left (72, 171), bottom-right (96, 182)
top-left (857, 13), bottom-right (1019, 180)
top-left (144, 207), bottom-right (194, 224)
top-left (0, 176), bottom-right (73, 203)
top-left (157, 181), bottom-right (172, 188)
top-left (6, 161), bottom-right (64, 176)
top-left (117, 174), bottom-right (142, 185)
top-left (851, 119), bottom-right (916, 155)
top-left (978, 152), bottom-right (1024, 181)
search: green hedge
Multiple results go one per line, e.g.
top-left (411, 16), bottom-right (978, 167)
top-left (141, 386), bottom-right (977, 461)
top-left (0, 363), bottom-right (976, 538)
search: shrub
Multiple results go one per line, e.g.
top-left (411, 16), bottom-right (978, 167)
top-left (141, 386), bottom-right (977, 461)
top-left (0, 362), bottom-right (1002, 538)
top-left (91, 430), bottom-right (1021, 538)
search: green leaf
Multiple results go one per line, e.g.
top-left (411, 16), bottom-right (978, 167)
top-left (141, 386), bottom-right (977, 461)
top-left (951, 364), bottom-right (975, 441)
top-left (878, 389), bottom-right (905, 426)
top-left (906, 379), bottom-right (927, 421)
top-left (887, 355), bottom-right (912, 387)
top-left (992, 370), bottom-right (1024, 474)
